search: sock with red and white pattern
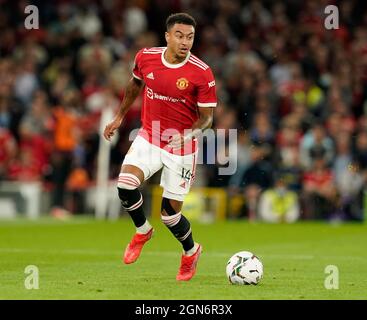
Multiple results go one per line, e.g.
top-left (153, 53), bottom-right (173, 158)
top-left (118, 187), bottom-right (147, 231)
top-left (161, 212), bottom-right (195, 252)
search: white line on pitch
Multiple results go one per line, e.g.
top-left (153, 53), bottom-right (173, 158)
top-left (5, 247), bottom-right (365, 261)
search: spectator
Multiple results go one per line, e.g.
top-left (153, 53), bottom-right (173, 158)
top-left (249, 111), bottom-right (275, 150)
top-left (333, 132), bottom-right (353, 184)
top-left (13, 58), bottom-right (39, 108)
top-left (13, 93), bottom-right (53, 181)
top-left (300, 121), bottom-right (334, 169)
top-left (228, 130), bottom-right (252, 189)
top-left (123, 1), bottom-right (148, 39)
top-left (71, 6), bottom-right (102, 40)
top-left (78, 32), bottom-right (113, 79)
top-left (301, 147), bottom-right (337, 220)
top-left (258, 174), bottom-right (300, 223)
top-left (19, 91), bottom-right (53, 136)
top-left (238, 144), bottom-right (273, 220)
top-left (0, 128), bottom-right (17, 179)
top-left (13, 36), bottom-right (48, 68)
top-left (354, 131), bottom-right (367, 169)
top-left (289, 101), bottom-right (315, 133)
top-left (49, 94), bottom-right (80, 218)
top-left (274, 119), bottom-right (303, 191)
top-left (335, 158), bottom-right (365, 221)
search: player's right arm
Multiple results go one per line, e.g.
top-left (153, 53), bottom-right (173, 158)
top-left (103, 77), bottom-right (144, 141)
top-left (104, 48), bottom-right (146, 141)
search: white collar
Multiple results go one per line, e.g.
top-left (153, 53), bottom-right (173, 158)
top-left (161, 47), bottom-right (191, 68)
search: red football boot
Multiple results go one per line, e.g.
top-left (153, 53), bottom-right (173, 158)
top-left (176, 244), bottom-right (202, 281)
top-left (123, 228), bottom-right (154, 264)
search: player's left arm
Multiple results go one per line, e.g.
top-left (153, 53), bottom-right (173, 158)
top-left (168, 107), bottom-right (213, 149)
top-left (189, 106), bottom-right (214, 136)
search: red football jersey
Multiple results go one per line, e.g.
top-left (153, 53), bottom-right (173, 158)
top-left (132, 47), bottom-right (217, 154)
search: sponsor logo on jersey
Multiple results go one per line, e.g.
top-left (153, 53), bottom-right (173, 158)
top-left (176, 78), bottom-right (189, 90)
top-left (146, 87), bottom-right (186, 103)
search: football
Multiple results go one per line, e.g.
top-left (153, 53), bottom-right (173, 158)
top-left (226, 251), bottom-right (263, 285)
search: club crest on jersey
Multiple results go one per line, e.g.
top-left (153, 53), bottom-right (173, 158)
top-left (176, 78), bottom-right (189, 90)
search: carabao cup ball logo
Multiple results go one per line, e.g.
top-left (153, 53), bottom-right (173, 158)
top-left (176, 78), bottom-right (189, 90)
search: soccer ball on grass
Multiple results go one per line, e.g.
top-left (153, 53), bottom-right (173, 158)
top-left (226, 251), bottom-right (263, 285)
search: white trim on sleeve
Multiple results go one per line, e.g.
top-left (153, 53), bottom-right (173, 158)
top-left (197, 102), bottom-right (217, 107)
top-left (132, 72), bottom-right (142, 80)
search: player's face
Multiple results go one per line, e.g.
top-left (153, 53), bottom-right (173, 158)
top-left (165, 23), bottom-right (195, 59)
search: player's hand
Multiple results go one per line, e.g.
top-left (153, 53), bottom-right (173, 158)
top-left (167, 134), bottom-right (185, 150)
top-left (103, 118), bottom-right (123, 141)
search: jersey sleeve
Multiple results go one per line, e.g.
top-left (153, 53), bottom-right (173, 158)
top-left (197, 68), bottom-right (217, 108)
top-left (132, 48), bottom-right (144, 80)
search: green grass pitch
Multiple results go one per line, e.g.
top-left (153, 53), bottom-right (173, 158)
top-left (0, 217), bottom-right (366, 300)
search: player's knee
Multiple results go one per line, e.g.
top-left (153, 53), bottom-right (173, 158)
top-left (117, 187), bottom-right (143, 211)
top-left (118, 187), bottom-right (128, 202)
top-left (161, 198), bottom-right (182, 227)
top-left (117, 173), bottom-right (141, 190)
top-left (117, 173), bottom-right (143, 210)
top-left (161, 197), bottom-right (178, 216)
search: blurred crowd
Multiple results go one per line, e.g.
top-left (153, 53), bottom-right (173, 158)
top-left (0, 0), bottom-right (367, 221)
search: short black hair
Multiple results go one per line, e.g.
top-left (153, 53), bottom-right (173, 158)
top-left (166, 13), bottom-right (196, 31)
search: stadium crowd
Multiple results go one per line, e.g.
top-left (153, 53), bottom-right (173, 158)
top-left (0, 0), bottom-right (366, 221)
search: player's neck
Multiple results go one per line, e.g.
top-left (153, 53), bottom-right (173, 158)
top-left (164, 47), bottom-right (188, 64)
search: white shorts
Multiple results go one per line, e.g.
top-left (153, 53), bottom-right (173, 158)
top-left (122, 135), bottom-right (198, 201)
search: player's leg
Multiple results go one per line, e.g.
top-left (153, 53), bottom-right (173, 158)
top-left (118, 165), bottom-right (151, 234)
top-left (161, 195), bottom-right (202, 281)
top-left (160, 150), bottom-right (202, 281)
top-left (118, 164), bottom-right (154, 264)
top-left (161, 197), bottom-right (200, 256)
top-left (118, 136), bottom-right (163, 264)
